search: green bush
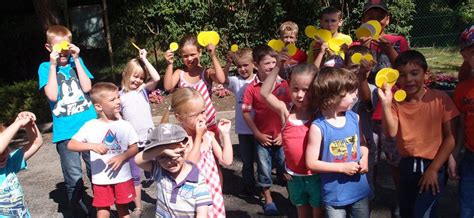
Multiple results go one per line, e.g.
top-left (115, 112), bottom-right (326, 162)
top-left (0, 80), bottom-right (51, 124)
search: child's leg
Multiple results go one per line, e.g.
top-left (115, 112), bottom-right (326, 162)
top-left (398, 157), bottom-right (421, 217)
top-left (96, 207), bottom-right (111, 218)
top-left (56, 140), bottom-right (88, 214)
top-left (238, 134), bottom-right (256, 191)
top-left (256, 142), bottom-right (274, 204)
top-left (129, 158), bottom-right (142, 215)
top-left (274, 146), bottom-right (289, 181)
top-left (348, 197), bottom-right (370, 218)
top-left (116, 204), bottom-right (131, 218)
top-left (459, 150), bottom-right (474, 218)
top-left (413, 159), bottom-right (446, 217)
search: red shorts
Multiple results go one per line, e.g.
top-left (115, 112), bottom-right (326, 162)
top-left (92, 179), bottom-right (135, 207)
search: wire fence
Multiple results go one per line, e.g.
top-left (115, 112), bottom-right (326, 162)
top-left (409, 0), bottom-right (472, 47)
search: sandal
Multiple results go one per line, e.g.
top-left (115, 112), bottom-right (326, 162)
top-left (263, 202), bottom-right (279, 216)
top-left (131, 207), bottom-right (143, 217)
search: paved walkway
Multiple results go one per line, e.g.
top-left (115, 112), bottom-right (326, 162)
top-left (18, 111), bottom-right (459, 217)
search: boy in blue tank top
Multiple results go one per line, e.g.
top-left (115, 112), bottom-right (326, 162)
top-left (306, 67), bottom-right (370, 217)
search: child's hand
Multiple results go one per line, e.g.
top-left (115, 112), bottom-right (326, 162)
top-left (273, 133), bottom-right (282, 146)
top-left (358, 59), bottom-right (375, 81)
top-left (319, 42), bottom-right (329, 55)
top-left (359, 36), bottom-right (373, 48)
top-left (107, 154), bottom-right (127, 171)
top-left (90, 143), bottom-right (109, 155)
top-left (206, 44), bottom-right (217, 57)
top-left (50, 50), bottom-right (59, 65)
top-left (15, 111), bottom-right (36, 127)
top-left (69, 43), bottom-right (80, 59)
top-left (418, 169), bottom-right (440, 195)
top-left (225, 51), bottom-right (235, 64)
top-left (340, 162), bottom-right (361, 176)
top-left (358, 157), bottom-right (369, 174)
top-left (195, 119), bottom-right (207, 138)
top-left (448, 156), bottom-right (459, 180)
top-left (277, 51), bottom-right (290, 68)
top-left (139, 49), bottom-right (147, 60)
top-left (164, 50), bottom-right (174, 65)
top-left (217, 119), bottom-right (231, 134)
top-left (377, 83), bottom-right (393, 108)
top-left (255, 132), bottom-right (272, 146)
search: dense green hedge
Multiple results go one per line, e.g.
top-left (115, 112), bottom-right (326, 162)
top-left (105, 0), bottom-right (416, 76)
top-left (0, 80), bottom-right (51, 125)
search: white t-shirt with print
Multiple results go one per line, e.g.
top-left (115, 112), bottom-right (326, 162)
top-left (72, 119), bottom-right (138, 185)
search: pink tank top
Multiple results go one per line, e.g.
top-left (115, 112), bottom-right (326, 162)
top-left (281, 115), bottom-right (313, 175)
top-left (178, 69), bottom-right (217, 126)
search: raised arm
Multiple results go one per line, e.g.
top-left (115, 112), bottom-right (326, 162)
top-left (378, 83), bottom-right (398, 137)
top-left (207, 44), bottom-right (226, 84)
top-left (67, 139), bottom-right (108, 154)
top-left (163, 49), bottom-right (180, 91)
top-left (260, 66), bottom-right (288, 125)
top-left (70, 43), bottom-right (92, 93)
top-left (223, 51), bottom-right (234, 84)
top-left (44, 50), bottom-right (60, 102)
top-left (211, 119), bottom-right (233, 165)
top-left (139, 49), bottom-right (161, 91)
top-left (0, 112), bottom-right (36, 154)
top-left (22, 120), bottom-right (43, 161)
top-left (313, 42), bottom-right (328, 69)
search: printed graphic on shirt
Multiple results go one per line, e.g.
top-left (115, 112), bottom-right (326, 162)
top-left (0, 174), bottom-right (28, 217)
top-left (102, 129), bottom-right (122, 154)
top-left (52, 68), bottom-right (92, 117)
top-left (329, 134), bottom-right (358, 162)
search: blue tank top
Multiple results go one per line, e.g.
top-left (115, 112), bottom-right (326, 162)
top-left (312, 110), bottom-right (370, 206)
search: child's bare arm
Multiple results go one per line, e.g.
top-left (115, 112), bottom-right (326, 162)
top-left (107, 143), bottom-right (139, 171)
top-left (22, 121), bottom-right (43, 161)
top-left (67, 139), bottom-right (108, 154)
top-left (223, 51), bottom-right (234, 84)
top-left (44, 51), bottom-right (60, 102)
top-left (211, 119), bottom-right (233, 165)
top-left (207, 44), bottom-right (226, 84)
top-left (260, 66), bottom-right (289, 126)
top-left (358, 117), bottom-right (369, 174)
top-left (163, 50), bottom-right (180, 91)
top-left (139, 49), bottom-right (161, 91)
top-left (305, 124), bottom-right (361, 175)
top-left (313, 42), bottom-right (328, 69)
top-left (196, 205), bottom-right (208, 218)
top-left (186, 119), bottom-right (206, 164)
top-left (419, 118), bottom-right (456, 194)
top-left (378, 83), bottom-right (398, 137)
top-left (357, 60), bottom-right (375, 105)
top-left (70, 43), bottom-right (92, 93)
top-left (0, 112), bottom-right (36, 154)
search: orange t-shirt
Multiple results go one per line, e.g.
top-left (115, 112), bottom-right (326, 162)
top-left (392, 89), bottom-right (459, 159)
top-left (453, 79), bottom-right (474, 152)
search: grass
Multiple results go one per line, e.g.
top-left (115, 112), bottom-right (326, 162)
top-left (416, 46), bottom-right (463, 76)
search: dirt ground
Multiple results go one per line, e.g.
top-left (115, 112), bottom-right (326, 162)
top-left (17, 95), bottom-right (460, 217)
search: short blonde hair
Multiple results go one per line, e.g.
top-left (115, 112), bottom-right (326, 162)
top-left (121, 58), bottom-right (149, 92)
top-left (46, 25), bottom-right (72, 44)
top-left (234, 48), bottom-right (253, 63)
top-left (279, 21), bottom-right (299, 37)
top-left (90, 82), bottom-right (119, 104)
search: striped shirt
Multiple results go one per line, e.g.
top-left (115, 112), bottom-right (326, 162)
top-left (152, 161), bottom-right (212, 218)
top-left (179, 70), bottom-right (217, 126)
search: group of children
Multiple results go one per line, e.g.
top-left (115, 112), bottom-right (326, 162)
top-left (0, 0), bottom-right (473, 217)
